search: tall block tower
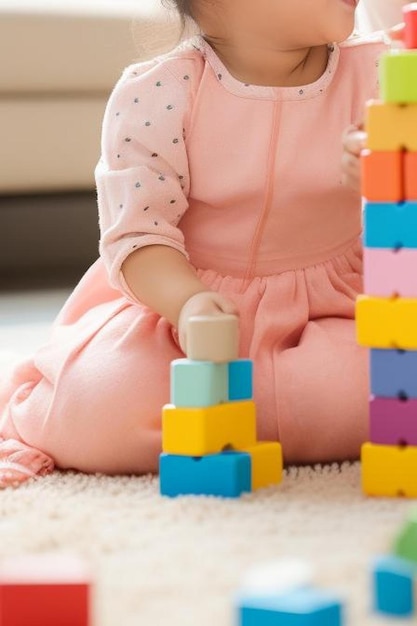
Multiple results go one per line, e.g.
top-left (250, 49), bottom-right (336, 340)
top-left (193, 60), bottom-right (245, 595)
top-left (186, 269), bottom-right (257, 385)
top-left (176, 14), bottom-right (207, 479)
top-left (357, 3), bottom-right (417, 497)
top-left (159, 314), bottom-right (283, 498)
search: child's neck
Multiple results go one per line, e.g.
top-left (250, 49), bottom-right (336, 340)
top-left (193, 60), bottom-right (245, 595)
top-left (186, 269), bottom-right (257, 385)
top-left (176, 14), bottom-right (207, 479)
top-left (204, 37), bottom-right (330, 88)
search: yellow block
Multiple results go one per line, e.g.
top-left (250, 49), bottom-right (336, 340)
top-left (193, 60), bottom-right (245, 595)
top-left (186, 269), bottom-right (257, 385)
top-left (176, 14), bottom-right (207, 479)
top-left (242, 442), bottom-right (283, 490)
top-left (356, 295), bottom-right (417, 349)
top-left (162, 400), bottom-right (257, 456)
top-left (362, 442), bottom-right (417, 497)
top-left (366, 100), bottom-right (417, 151)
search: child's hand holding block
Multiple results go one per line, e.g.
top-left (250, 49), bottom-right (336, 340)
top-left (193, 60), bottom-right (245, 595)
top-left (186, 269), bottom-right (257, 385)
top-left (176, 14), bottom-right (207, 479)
top-left (186, 314), bottom-right (239, 363)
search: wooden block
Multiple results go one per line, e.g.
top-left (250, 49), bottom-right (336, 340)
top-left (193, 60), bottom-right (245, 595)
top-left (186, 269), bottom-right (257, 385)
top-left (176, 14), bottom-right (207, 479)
top-left (0, 553), bottom-right (91, 626)
top-left (366, 101), bottom-right (417, 151)
top-left (393, 508), bottom-right (417, 563)
top-left (370, 348), bottom-right (417, 398)
top-left (241, 442), bottom-right (283, 491)
top-left (171, 359), bottom-right (228, 407)
top-left (404, 151), bottom-right (417, 200)
top-left (373, 555), bottom-right (416, 617)
top-left (380, 50), bottom-right (417, 104)
top-left (364, 201), bottom-right (417, 249)
top-left (186, 314), bottom-right (239, 363)
top-left (356, 295), bottom-right (417, 349)
top-left (363, 247), bottom-right (417, 298)
top-left (237, 588), bottom-right (343, 626)
top-left (361, 149), bottom-right (403, 202)
top-left (162, 400), bottom-right (257, 456)
top-left (361, 442), bottom-right (417, 497)
top-left (228, 359), bottom-right (253, 401)
top-left (159, 451), bottom-right (251, 498)
top-left (404, 3), bottom-right (417, 50)
top-left (370, 396), bottom-right (417, 446)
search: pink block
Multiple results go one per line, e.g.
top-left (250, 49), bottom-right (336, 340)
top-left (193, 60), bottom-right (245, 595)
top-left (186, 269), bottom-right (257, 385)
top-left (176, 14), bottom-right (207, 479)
top-left (364, 247), bottom-right (417, 298)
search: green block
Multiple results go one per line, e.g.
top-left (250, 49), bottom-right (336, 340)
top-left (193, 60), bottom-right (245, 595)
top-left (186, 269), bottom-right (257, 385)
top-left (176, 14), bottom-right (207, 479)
top-left (380, 51), bottom-right (417, 104)
top-left (171, 359), bottom-right (228, 407)
top-left (393, 508), bottom-right (417, 564)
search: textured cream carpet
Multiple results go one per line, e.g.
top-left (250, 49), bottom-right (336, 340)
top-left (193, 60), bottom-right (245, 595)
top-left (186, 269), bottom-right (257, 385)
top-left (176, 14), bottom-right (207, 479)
top-left (0, 302), bottom-right (414, 626)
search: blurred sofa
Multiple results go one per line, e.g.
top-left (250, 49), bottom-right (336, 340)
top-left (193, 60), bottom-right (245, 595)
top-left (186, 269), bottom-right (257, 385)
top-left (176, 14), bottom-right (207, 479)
top-left (0, 0), bottom-right (181, 283)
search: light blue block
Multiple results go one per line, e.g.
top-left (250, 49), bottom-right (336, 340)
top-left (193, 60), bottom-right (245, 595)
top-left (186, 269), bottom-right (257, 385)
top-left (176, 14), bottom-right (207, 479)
top-left (371, 349), bottom-right (417, 399)
top-left (373, 555), bottom-right (417, 617)
top-left (364, 202), bottom-right (417, 249)
top-left (159, 451), bottom-right (251, 498)
top-left (171, 359), bottom-right (228, 407)
top-left (228, 360), bottom-right (253, 401)
top-left (237, 588), bottom-right (343, 626)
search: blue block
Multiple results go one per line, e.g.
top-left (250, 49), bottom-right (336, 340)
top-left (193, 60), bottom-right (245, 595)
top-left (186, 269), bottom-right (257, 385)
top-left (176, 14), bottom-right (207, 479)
top-left (364, 201), bottom-right (417, 249)
top-left (228, 360), bottom-right (253, 401)
top-left (159, 451), bottom-right (251, 498)
top-left (171, 359), bottom-right (228, 407)
top-left (371, 349), bottom-right (417, 399)
top-left (373, 555), bottom-right (416, 617)
top-left (237, 588), bottom-right (343, 626)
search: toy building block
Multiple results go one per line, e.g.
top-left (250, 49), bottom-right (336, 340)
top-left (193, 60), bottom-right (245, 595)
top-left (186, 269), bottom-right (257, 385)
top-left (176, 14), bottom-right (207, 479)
top-left (404, 3), bottom-right (417, 50)
top-left (170, 359), bottom-right (228, 408)
top-left (159, 451), bottom-right (251, 498)
top-left (364, 247), bottom-right (417, 298)
top-left (162, 400), bottom-right (257, 456)
top-left (228, 359), bottom-right (253, 401)
top-left (405, 152), bottom-right (417, 200)
top-left (364, 201), bottom-right (417, 249)
top-left (370, 396), bottom-right (417, 446)
top-left (356, 295), bottom-right (417, 349)
top-left (371, 348), bottom-right (417, 398)
top-left (372, 555), bottom-right (416, 617)
top-left (186, 314), bottom-right (239, 363)
top-left (236, 587), bottom-right (344, 626)
top-left (241, 442), bottom-right (283, 490)
top-left (0, 553), bottom-right (91, 626)
top-left (240, 559), bottom-right (314, 598)
top-left (361, 149), bottom-right (403, 202)
top-left (366, 101), bottom-right (417, 151)
top-left (361, 442), bottom-right (417, 497)
top-left (393, 508), bottom-right (417, 564)
top-left (380, 50), bottom-right (417, 104)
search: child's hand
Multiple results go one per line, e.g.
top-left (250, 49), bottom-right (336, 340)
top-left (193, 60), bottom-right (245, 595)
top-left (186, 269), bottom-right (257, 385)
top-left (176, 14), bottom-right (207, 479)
top-left (178, 291), bottom-right (238, 354)
top-left (341, 126), bottom-right (367, 193)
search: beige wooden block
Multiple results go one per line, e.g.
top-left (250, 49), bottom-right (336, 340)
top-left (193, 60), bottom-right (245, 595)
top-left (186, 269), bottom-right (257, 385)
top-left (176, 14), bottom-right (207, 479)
top-left (186, 314), bottom-right (239, 363)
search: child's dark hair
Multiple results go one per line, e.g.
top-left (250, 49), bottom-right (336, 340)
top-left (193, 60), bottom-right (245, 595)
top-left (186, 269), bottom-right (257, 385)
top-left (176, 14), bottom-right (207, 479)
top-left (164, 0), bottom-right (194, 22)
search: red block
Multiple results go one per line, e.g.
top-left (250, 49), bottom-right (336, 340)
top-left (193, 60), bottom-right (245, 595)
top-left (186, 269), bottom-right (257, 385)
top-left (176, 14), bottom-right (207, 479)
top-left (0, 554), bottom-right (91, 626)
top-left (404, 4), bottom-right (417, 50)
top-left (405, 151), bottom-right (417, 200)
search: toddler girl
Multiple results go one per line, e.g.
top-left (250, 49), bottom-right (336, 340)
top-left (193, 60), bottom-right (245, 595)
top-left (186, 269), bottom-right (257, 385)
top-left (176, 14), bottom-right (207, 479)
top-left (0, 0), bottom-right (392, 486)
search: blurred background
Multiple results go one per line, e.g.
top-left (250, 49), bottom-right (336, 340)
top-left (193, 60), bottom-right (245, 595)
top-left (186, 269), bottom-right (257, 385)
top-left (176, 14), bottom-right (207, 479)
top-left (0, 0), bottom-right (181, 290)
top-left (0, 0), bottom-right (407, 358)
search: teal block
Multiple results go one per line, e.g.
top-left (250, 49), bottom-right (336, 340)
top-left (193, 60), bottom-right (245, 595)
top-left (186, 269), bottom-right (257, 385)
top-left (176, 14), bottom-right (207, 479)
top-left (228, 360), bottom-right (253, 401)
top-left (237, 588), bottom-right (343, 626)
top-left (380, 50), bottom-right (417, 104)
top-left (373, 555), bottom-right (416, 617)
top-left (170, 359), bottom-right (228, 407)
top-left (364, 201), bottom-right (417, 249)
top-left (159, 451), bottom-right (251, 498)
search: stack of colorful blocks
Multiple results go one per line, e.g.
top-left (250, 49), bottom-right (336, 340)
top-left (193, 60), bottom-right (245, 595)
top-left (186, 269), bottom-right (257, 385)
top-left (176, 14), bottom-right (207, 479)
top-left (357, 3), bottom-right (417, 497)
top-left (159, 314), bottom-right (283, 498)
top-left (373, 508), bottom-right (417, 617)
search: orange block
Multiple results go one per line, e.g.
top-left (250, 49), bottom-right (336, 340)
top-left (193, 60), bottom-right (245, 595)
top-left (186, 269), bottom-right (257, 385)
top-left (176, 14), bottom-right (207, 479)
top-left (361, 149), bottom-right (403, 202)
top-left (405, 152), bottom-right (417, 200)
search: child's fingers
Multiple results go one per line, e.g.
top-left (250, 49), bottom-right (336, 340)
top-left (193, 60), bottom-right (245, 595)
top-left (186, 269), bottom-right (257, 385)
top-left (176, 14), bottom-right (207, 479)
top-left (342, 128), bottom-right (367, 157)
top-left (388, 22), bottom-right (405, 42)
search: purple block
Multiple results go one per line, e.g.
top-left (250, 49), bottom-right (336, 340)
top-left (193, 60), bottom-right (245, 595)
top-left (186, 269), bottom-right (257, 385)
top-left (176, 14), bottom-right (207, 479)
top-left (370, 396), bottom-right (417, 446)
